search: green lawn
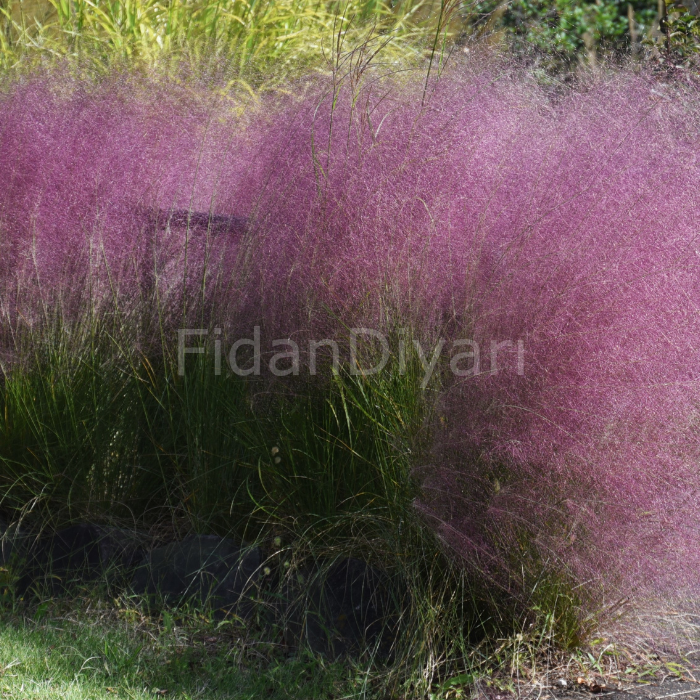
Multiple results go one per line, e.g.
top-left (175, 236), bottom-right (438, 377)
top-left (0, 600), bottom-right (356, 700)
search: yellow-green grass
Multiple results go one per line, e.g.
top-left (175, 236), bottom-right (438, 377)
top-left (0, 0), bottom-right (462, 81)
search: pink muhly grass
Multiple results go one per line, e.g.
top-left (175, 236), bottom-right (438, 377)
top-left (243, 70), bottom-right (700, 611)
top-left (0, 75), bottom-right (255, 343)
top-left (2, 63), bottom-right (700, 621)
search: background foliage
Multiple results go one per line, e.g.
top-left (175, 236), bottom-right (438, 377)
top-left (469, 0), bottom-right (661, 64)
top-left (2, 0), bottom-right (700, 80)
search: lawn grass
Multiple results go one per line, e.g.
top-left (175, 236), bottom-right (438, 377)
top-left (0, 594), bottom-right (687, 700)
top-left (0, 598), bottom-right (354, 700)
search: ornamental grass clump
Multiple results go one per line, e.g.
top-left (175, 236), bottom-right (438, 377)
top-left (1, 60), bottom-right (700, 647)
top-left (0, 75), bottom-right (256, 345)
top-left (0, 0), bottom-right (427, 78)
top-left (241, 67), bottom-right (700, 616)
